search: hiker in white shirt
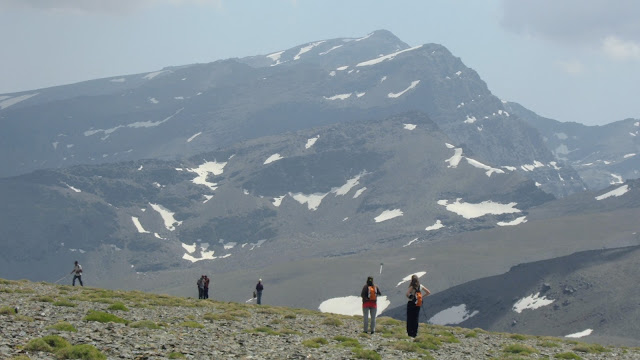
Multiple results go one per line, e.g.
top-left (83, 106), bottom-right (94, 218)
top-left (70, 261), bottom-right (83, 286)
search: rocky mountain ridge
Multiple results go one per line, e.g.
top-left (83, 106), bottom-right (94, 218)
top-left (1, 279), bottom-right (638, 359)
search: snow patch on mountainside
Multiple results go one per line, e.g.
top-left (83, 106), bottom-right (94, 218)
top-left (305, 135), bottom-right (319, 149)
top-left (84, 108), bottom-right (183, 139)
top-left (149, 203), bottom-right (182, 231)
top-left (374, 209), bottom-right (403, 223)
top-left (425, 220), bottom-right (444, 231)
top-left (324, 93), bottom-right (352, 100)
top-left (143, 70), bottom-right (171, 80)
top-left (513, 292), bottom-right (555, 313)
top-left (388, 80), bottom-right (420, 98)
top-left (294, 41), bottom-right (325, 60)
top-left (187, 132), bottom-right (202, 143)
top-left (131, 217), bottom-right (149, 233)
top-left (497, 216), bottom-right (528, 226)
top-left (466, 158), bottom-right (505, 177)
top-left (445, 148), bottom-right (464, 168)
top-left (438, 199), bottom-right (521, 219)
top-left (187, 160), bottom-right (227, 191)
top-left (403, 124), bottom-right (417, 130)
top-left (595, 185), bottom-right (629, 200)
top-left (289, 193), bottom-right (327, 211)
top-left (264, 153), bottom-right (283, 164)
top-left (318, 295), bottom-right (390, 316)
top-left (357, 45), bottom-right (423, 67)
top-left (565, 329), bottom-right (593, 338)
top-left (429, 304), bottom-right (479, 325)
top-left (110, 78), bottom-right (126, 83)
top-left (396, 272), bottom-right (427, 287)
top-left (0, 93), bottom-right (38, 109)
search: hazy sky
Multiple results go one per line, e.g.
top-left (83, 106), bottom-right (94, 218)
top-left (1, 0), bottom-right (638, 125)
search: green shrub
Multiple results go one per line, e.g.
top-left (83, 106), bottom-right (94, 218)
top-left (321, 317), bottom-right (343, 326)
top-left (278, 328), bottom-right (301, 335)
top-left (465, 330), bottom-right (478, 338)
top-left (168, 352), bottom-right (186, 359)
top-left (178, 321), bottom-right (204, 328)
top-left (107, 302), bottom-right (129, 311)
top-left (47, 321), bottom-right (78, 332)
top-left (41, 335), bottom-right (71, 351)
top-left (24, 338), bottom-right (53, 352)
top-left (15, 315), bottom-right (34, 322)
top-left (509, 334), bottom-right (527, 340)
top-left (555, 352), bottom-right (583, 359)
top-left (84, 310), bottom-right (129, 324)
top-left (129, 320), bottom-right (161, 329)
top-left (503, 343), bottom-right (538, 354)
top-left (0, 306), bottom-right (17, 315)
top-left (351, 348), bottom-right (382, 360)
top-left (56, 344), bottom-right (106, 360)
top-left (204, 312), bottom-right (236, 321)
top-left (33, 295), bottom-right (55, 303)
top-left (284, 313), bottom-right (297, 319)
top-left (572, 343), bottom-right (609, 353)
top-left (392, 341), bottom-right (423, 353)
top-left (53, 300), bottom-right (77, 307)
top-left (302, 337), bottom-right (328, 348)
top-left (333, 335), bottom-right (360, 348)
top-left (414, 334), bottom-right (442, 350)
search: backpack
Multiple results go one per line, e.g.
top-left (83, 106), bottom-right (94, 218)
top-left (367, 285), bottom-right (377, 301)
top-left (414, 291), bottom-right (423, 307)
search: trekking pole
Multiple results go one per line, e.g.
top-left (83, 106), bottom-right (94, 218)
top-left (54, 274), bottom-right (68, 284)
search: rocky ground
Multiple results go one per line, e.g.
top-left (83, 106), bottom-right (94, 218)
top-left (1, 279), bottom-right (639, 359)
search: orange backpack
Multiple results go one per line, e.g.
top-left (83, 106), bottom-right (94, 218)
top-left (414, 290), bottom-right (423, 307)
top-left (367, 286), bottom-right (377, 301)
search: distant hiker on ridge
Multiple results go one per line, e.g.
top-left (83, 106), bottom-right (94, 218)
top-left (255, 279), bottom-right (264, 305)
top-left (361, 276), bottom-right (381, 334)
top-left (203, 275), bottom-right (210, 299)
top-left (406, 274), bottom-right (430, 338)
top-left (197, 275), bottom-right (205, 299)
top-left (70, 261), bottom-right (83, 287)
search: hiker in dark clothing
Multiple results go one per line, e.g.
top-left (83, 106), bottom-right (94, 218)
top-left (361, 276), bottom-right (381, 334)
top-left (203, 275), bottom-right (210, 299)
top-left (255, 279), bottom-right (264, 305)
top-left (70, 261), bottom-right (83, 287)
top-left (406, 274), bottom-right (430, 337)
top-left (197, 275), bottom-right (205, 299)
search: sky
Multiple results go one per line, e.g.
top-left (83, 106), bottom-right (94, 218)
top-left (0, 0), bottom-right (639, 125)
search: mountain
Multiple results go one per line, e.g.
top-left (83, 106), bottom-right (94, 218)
top-left (0, 30), bottom-right (583, 197)
top-left (504, 101), bottom-right (640, 191)
top-left (2, 279), bottom-right (635, 359)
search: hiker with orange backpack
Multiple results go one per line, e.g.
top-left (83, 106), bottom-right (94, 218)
top-left (406, 274), bottom-right (430, 337)
top-left (360, 276), bottom-right (382, 334)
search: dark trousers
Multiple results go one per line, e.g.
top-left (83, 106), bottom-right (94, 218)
top-left (256, 290), bottom-right (262, 305)
top-left (198, 287), bottom-right (204, 299)
top-left (204, 287), bottom-right (209, 299)
top-left (406, 302), bottom-right (420, 337)
top-left (72, 275), bottom-right (83, 287)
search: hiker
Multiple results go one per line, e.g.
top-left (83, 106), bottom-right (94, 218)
top-left (70, 261), bottom-right (83, 287)
top-left (255, 279), bottom-right (264, 305)
top-left (406, 274), bottom-right (430, 337)
top-left (360, 276), bottom-right (381, 334)
top-left (197, 275), bottom-right (205, 299)
top-left (203, 275), bottom-right (210, 299)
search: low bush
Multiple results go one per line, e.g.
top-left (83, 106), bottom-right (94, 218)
top-left (84, 310), bottom-right (129, 324)
top-left (302, 337), bottom-right (328, 348)
top-left (47, 321), bottom-right (78, 332)
top-left (107, 302), bottom-right (129, 311)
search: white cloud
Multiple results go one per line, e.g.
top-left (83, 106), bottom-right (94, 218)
top-left (602, 36), bottom-right (640, 61)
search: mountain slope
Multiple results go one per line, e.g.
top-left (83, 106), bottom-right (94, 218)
top-left (0, 30), bottom-right (584, 197)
